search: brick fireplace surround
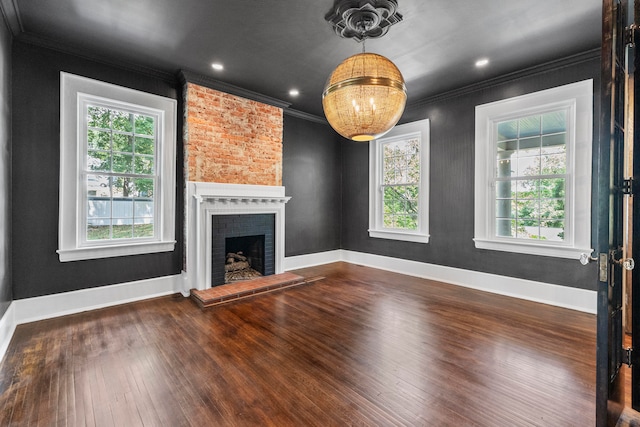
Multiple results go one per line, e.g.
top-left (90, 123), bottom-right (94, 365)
top-left (183, 82), bottom-right (289, 292)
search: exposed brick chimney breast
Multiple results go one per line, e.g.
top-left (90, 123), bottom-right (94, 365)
top-left (184, 83), bottom-right (283, 186)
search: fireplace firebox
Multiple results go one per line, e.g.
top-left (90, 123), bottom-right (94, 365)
top-left (211, 214), bottom-right (275, 286)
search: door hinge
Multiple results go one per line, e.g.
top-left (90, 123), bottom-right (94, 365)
top-left (622, 178), bottom-right (634, 195)
top-left (622, 346), bottom-right (633, 368)
top-left (599, 253), bottom-right (608, 282)
top-left (625, 24), bottom-right (637, 46)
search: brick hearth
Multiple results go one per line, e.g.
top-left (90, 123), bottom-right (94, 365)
top-left (190, 272), bottom-right (323, 308)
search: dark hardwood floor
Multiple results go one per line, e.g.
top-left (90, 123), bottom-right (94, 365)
top-left (0, 262), bottom-right (596, 426)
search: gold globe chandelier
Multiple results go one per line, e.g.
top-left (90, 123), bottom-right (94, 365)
top-left (323, 0), bottom-right (406, 142)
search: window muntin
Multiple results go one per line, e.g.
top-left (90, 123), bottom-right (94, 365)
top-left (382, 137), bottom-right (420, 230)
top-left (83, 104), bottom-right (158, 243)
top-left (369, 119), bottom-right (430, 243)
top-left (494, 110), bottom-right (568, 242)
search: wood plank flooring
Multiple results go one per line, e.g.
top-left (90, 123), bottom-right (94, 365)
top-left (0, 262), bottom-right (596, 426)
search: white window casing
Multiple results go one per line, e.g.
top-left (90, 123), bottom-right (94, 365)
top-left (474, 80), bottom-right (593, 259)
top-left (369, 119), bottom-right (430, 243)
top-left (58, 72), bottom-right (177, 262)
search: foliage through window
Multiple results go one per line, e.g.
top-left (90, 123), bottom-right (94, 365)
top-left (369, 119), bottom-right (430, 243)
top-left (85, 105), bottom-right (157, 241)
top-left (382, 138), bottom-right (420, 230)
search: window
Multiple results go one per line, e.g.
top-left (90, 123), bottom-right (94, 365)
top-left (474, 80), bottom-right (593, 259)
top-left (58, 72), bottom-right (177, 261)
top-left (369, 119), bottom-right (430, 243)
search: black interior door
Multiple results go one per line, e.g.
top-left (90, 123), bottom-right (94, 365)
top-left (632, 0), bottom-right (640, 412)
top-left (596, 0), bottom-right (631, 425)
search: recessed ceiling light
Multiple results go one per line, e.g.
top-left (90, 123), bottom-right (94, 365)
top-left (289, 89), bottom-right (300, 96)
top-left (475, 58), bottom-right (490, 68)
top-left (211, 63), bottom-right (224, 71)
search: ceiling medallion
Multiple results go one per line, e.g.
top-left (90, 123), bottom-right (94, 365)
top-left (325, 0), bottom-right (403, 42)
top-left (323, 0), bottom-right (406, 142)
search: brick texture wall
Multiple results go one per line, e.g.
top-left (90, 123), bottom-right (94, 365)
top-left (184, 82), bottom-right (283, 186)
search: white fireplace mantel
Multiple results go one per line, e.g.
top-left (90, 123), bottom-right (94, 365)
top-left (185, 182), bottom-right (290, 293)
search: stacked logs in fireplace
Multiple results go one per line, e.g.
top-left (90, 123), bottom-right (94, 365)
top-left (225, 251), bottom-right (263, 283)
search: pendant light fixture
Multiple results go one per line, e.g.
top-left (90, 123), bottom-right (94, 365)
top-left (323, 0), bottom-right (406, 142)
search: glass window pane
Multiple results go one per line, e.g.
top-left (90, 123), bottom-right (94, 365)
top-left (541, 220), bottom-right (565, 241)
top-left (541, 134), bottom-right (566, 154)
top-left (495, 199), bottom-right (514, 219)
top-left (541, 153), bottom-right (566, 175)
top-left (87, 223), bottom-right (111, 240)
top-left (496, 158), bottom-right (513, 178)
top-left (113, 199), bottom-right (133, 218)
top-left (87, 106), bottom-right (111, 129)
top-left (88, 130), bottom-right (111, 150)
top-left (134, 155), bottom-right (154, 175)
top-left (497, 140), bottom-right (517, 154)
top-left (131, 178), bottom-right (154, 198)
top-left (134, 201), bottom-right (154, 218)
top-left (517, 136), bottom-right (541, 157)
top-left (517, 156), bottom-right (539, 177)
top-left (112, 177), bottom-right (131, 198)
top-left (112, 224), bottom-right (133, 239)
top-left (495, 219), bottom-right (514, 237)
top-left (112, 153), bottom-right (133, 173)
top-left (133, 222), bottom-right (154, 238)
top-left (540, 178), bottom-right (565, 198)
top-left (87, 150), bottom-right (110, 171)
top-left (495, 180), bottom-right (514, 198)
top-left (497, 120), bottom-right (517, 141)
top-left (87, 174), bottom-right (110, 197)
top-left (516, 179), bottom-right (540, 199)
top-left (516, 200), bottom-right (539, 222)
top-left (112, 110), bottom-right (133, 132)
top-left (135, 136), bottom-right (154, 155)
top-left (134, 114), bottom-right (154, 136)
top-left (382, 185), bottom-right (418, 230)
top-left (113, 133), bottom-right (133, 152)
top-left (382, 139), bottom-right (419, 186)
top-left (87, 199), bottom-right (110, 220)
top-left (542, 111), bottom-right (566, 134)
top-left (540, 199), bottom-right (565, 220)
top-left (518, 116), bottom-right (540, 138)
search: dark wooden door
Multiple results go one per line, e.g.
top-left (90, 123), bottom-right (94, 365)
top-left (632, 0), bottom-right (640, 412)
top-left (597, 0), bottom-right (635, 425)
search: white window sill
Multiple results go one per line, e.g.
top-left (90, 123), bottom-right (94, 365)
top-left (369, 229), bottom-right (430, 244)
top-left (58, 240), bottom-right (176, 262)
top-left (473, 238), bottom-right (592, 259)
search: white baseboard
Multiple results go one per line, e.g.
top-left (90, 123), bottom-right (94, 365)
top-left (284, 250), bottom-right (342, 270)
top-left (0, 303), bottom-right (16, 365)
top-left (13, 273), bottom-right (184, 325)
top-left (285, 250), bottom-right (596, 314)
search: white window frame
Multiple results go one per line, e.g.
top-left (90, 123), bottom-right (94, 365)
top-left (58, 72), bottom-right (177, 262)
top-left (474, 79), bottom-right (593, 259)
top-left (369, 119), bottom-right (430, 243)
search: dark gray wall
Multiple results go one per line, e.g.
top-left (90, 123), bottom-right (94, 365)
top-left (12, 41), bottom-right (183, 299)
top-left (341, 55), bottom-right (600, 291)
top-left (0, 19), bottom-right (11, 317)
top-left (283, 114), bottom-right (341, 256)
